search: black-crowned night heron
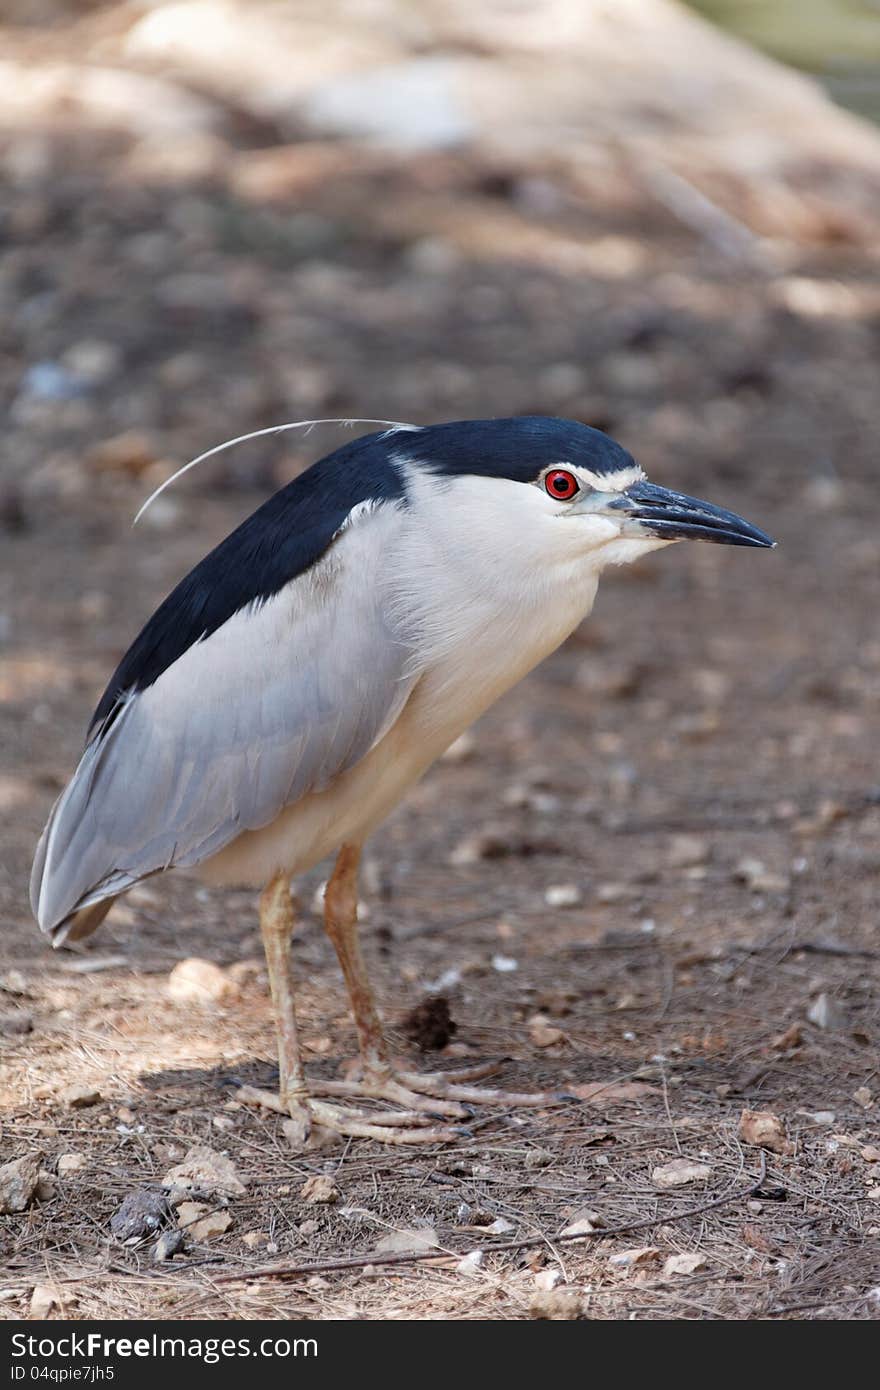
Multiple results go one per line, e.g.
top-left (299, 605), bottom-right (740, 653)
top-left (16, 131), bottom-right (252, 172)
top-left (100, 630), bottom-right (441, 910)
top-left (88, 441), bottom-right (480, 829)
top-left (31, 416), bottom-right (773, 1145)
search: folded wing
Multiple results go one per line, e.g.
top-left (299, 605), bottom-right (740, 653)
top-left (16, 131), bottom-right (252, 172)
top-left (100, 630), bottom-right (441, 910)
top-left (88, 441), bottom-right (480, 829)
top-left (31, 503), bottom-right (414, 941)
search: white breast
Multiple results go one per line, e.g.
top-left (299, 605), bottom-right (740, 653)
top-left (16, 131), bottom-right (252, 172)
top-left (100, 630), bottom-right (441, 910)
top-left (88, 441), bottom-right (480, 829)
top-left (202, 472), bottom-right (603, 887)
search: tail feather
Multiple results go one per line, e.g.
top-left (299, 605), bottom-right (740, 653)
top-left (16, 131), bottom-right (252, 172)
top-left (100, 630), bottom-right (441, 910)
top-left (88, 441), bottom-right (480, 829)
top-left (30, 740), bottom-right (133, 946)
top-left (51, 898), bottom-right (116, 946)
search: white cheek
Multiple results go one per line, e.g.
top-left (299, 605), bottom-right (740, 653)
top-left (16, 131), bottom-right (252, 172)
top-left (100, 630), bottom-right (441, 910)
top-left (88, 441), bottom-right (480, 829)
top-left (570, 515), bottom-right (620, 550)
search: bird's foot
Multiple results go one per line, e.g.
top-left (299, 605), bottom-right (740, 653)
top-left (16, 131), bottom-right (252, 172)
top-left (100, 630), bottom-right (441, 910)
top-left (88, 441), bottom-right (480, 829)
top-left (237, 1083), bottom-right (468, 1146)
top-left (238, 1059), bottom-right (569, 1147)
top-left (310, 1059), bottom-right (571, 1114)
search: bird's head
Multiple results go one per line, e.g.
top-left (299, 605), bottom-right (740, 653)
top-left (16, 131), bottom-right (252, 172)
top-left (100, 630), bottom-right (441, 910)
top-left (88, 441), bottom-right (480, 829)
top-left (398, 416), bottom-right (774, 575)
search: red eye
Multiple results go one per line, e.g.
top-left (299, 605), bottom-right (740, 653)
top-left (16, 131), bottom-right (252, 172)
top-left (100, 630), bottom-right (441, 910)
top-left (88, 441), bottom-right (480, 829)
top-left (544, 469), bottom-right (579, 501)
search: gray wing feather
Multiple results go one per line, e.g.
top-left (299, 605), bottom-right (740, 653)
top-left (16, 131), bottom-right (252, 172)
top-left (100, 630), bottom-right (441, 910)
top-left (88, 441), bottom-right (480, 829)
top-left (32, 508), bottom-right (415, 934)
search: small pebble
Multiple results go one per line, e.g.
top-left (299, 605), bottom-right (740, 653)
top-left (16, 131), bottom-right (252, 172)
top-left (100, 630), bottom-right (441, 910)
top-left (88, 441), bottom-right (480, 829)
top-left (663, 1252), bottom-right (706, 1277)
top-left (154, 1230), bottom-right (186, 1262)
top-left (0, 1153), bottom-right (42, 1214)
top-left (529, 1288), bottom-right (584, 1319)
top-left (167, 958), bottom-right (234, 1003)
top-left (609, 1246), bottom-right (661, 1268)
top-left (652, 1158), bottom-right (713, 1188)
top-left (57, 1153), bottom-right (87, 1175)
top-left (807, 993), bottom-right (847, 1031)
top-left (242, 1230), bottom-right (269, 1250)
top-left (667, 834), bottom-right (709, 868)
top-left (29, 1285), bottom-right (59, 1319)
top-left (299, 1175), bottom-right (339, 1204)
top-left (181, 1205), bottom-right (232, 1241)
top-left (162, 1144), bottom-right (246, 1197)
top-left (544, 884), bottom-right (583, 909)
top-left (61, 1084), bottom-right (102, 1109)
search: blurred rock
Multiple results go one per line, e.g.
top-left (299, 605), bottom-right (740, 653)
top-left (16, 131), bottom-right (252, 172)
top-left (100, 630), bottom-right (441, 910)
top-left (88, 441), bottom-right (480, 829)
top-left (529, 1288), bottom-right (584, 1319)
top-left (544, 884), bottom-right (583, 909)
top-left (21, 362), bottom-right (84, 402)
top-left (806, 992), bottom-right (848, 1032)
top-left (306, 58), bottom-right (472, 148)
top-left (667, 835), bottom-right (710, 869)
top-left (449, 827), bottom-right (509, 865)
top-left (0, 485), bottom-right (27, 534)
top-left (734, 857), bottom-right (790, 894)
top-left (168, 958), bottom-right (236, 1004)
top-left (0, 60), bottom-right (221, 139)
top-left (527, 1013), bottom-right (566, 1048)
top-left (87, 432), bottom-right (157, 477)
top-left (117, 0), bottom-right (880, 246)
top-left (578, 659), bottom-right (645, 699)
top-left (126, 1), bottom-right (391, 134)
top-left (61, 1084), bottom-right (102, 1108)
top-left (440, 731), bottom-right (476, 763)
top-left (405, 236), bottom-right (463, 275)
top-left (0, 1008), bottom-right (33, 1036)
top-left (61, 340), bottom-right (122, 385)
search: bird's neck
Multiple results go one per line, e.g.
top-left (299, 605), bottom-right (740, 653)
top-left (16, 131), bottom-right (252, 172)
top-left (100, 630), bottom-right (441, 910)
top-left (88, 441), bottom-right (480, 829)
top-left (387, 514), bottom-right (600, 738)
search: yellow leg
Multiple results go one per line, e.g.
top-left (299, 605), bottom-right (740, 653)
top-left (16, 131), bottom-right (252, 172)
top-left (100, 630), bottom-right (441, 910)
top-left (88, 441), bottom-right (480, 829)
top-left (322, 844), bottom-right (389, 1072)
top-left (316, 844), bottom-right (569, 1116)
top-left (242, 866), bottom-right (467, 1145)
top-left (258, 872), bottom-right (309, 1117)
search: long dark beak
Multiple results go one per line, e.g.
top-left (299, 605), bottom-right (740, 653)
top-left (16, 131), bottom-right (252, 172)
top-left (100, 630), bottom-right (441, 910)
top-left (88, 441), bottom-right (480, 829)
top-left (617, 481), bottom-right (775, 549)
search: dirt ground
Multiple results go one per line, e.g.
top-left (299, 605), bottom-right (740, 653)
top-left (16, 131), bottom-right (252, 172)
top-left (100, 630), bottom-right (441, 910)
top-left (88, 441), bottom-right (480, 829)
top-left (2, 40), bottom-right (880, 1318)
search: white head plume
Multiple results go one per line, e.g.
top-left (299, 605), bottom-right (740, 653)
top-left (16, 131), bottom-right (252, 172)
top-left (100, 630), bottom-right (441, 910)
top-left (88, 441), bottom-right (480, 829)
top-left (133, 418), bottom-right (420, 525)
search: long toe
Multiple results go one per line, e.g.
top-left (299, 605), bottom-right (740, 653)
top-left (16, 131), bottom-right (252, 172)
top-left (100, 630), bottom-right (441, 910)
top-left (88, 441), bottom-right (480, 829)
top-left (306, 1098), bottom-right (467, 1146)
top-left (235, 1064), bottom-right (563, 1148)
top-left (396, 1059), bottom-right (503, 1084)
top-left (236, 1084), bottom-right (293, 1114)
top-left (313, 1062), bottom-right (569, 1112)
top-left (394, 1069), bottom-right (568, 1108)
top-left (308, 1072), bottom-right (472, 1119)
top-left (235, 1082), bottom-right (466, 1145)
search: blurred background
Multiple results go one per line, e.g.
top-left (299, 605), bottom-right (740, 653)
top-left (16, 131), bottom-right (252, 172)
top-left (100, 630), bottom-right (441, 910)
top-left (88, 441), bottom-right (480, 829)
top-left (1, 0), bottom-right (879, 1319)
